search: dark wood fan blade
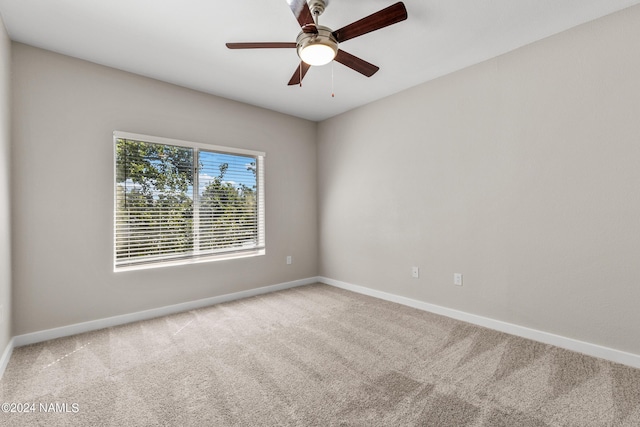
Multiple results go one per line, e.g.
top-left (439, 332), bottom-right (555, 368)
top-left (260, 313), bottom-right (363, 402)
top-left (287, 0), bottom-right (317, 32)
top-left (332, 2), bottom-right (407, 43)
top-left (288, 62), bottom-right (311, 86)
top-left (226, 42), bottom-right (297, 49)
top-left (334, 50), bottom-right (379, 77)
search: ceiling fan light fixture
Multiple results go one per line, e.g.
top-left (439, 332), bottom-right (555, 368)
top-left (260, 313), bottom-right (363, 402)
top-left (296, 26), bottom-right (338, 66)
top-left (300, 43), bottom-right (337, 66)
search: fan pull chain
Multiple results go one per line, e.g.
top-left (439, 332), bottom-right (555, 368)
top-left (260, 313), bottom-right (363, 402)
top-left (331, 61), bottom-right (335, 98)
top-left (299, 62), bottom-right (302, 87)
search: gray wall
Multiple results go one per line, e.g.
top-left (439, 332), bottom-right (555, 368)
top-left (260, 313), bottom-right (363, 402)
top-left (318, 5), bottom-right (640, 355)
top-left (0, 19), bottom-right (10, 353)
top-left (11, 43), bottom-right (318, 335)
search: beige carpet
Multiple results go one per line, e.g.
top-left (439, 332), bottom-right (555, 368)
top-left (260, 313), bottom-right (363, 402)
top-left (2, 283), bottom-right (640, 426)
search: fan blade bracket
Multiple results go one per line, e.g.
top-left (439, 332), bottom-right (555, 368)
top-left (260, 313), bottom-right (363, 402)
top-left (301, 23), bottom-right (318, 34)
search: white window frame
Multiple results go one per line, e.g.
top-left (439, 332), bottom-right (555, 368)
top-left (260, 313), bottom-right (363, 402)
top-left (113, 131), bottom-right (266, 271)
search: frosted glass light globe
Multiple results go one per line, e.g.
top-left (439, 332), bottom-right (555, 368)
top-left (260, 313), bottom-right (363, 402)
top-left (300, 43), bottom-right (336, 66)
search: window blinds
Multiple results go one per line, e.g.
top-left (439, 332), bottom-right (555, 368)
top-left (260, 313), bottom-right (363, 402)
top-left (114, 132), bottom-right (265, 269)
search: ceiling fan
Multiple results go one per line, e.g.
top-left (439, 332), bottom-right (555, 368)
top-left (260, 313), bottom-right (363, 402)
top-left (226, 0), bottom-right (408, 86)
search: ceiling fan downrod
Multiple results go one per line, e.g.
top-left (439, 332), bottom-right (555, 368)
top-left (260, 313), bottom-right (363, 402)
top-left (308, 0), bottom-right (329, 24)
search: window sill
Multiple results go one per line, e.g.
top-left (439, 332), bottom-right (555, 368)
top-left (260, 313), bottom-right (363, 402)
top-left (114, 249), bottom-right (266, 273)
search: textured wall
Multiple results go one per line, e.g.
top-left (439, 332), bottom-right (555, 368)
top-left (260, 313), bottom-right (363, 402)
top-left (11, 43), bottom-right (318, 335)
top-left (318, 5), bottom-right (640, 354)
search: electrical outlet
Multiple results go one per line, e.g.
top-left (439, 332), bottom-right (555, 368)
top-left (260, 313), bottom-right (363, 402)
top-left (286, 256), bottom-right (292, 265)
top-left (412, 267), bottom-right (419, 279)
top-left (454, 273), bottom-right (463, 286)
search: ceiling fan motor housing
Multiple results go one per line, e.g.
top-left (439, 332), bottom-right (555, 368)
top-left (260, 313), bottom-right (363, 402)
top-left (296, 25), bottom-right (338, 66)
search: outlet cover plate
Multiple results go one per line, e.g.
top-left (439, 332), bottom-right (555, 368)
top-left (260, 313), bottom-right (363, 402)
top-left (454, 273), bottom-right (463, 286)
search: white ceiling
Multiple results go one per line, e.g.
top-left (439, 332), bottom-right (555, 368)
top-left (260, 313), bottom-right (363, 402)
top-left (0, 0), bottom-right (639, 121)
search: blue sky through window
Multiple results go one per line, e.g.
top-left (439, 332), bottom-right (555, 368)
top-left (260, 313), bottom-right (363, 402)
top-left (197, 151), bottom-right (257, 196)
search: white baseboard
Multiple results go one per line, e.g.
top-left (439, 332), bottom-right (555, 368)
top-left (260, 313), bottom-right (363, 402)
top-left (318, 276), bottom-right (640, 370)
top-left (13, 277), bottom-right (318, 348)
top-left (0, 337), bottom-right (14, 379)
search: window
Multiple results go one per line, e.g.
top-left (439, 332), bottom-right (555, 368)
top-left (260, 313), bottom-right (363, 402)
top-left (114, 131), bottom-right (265, 270)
